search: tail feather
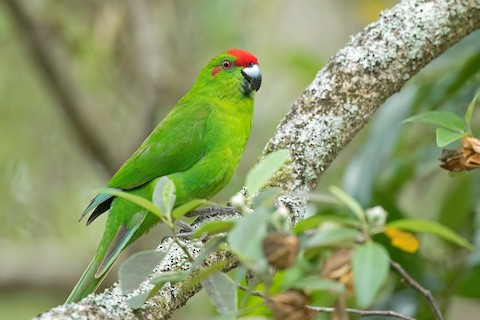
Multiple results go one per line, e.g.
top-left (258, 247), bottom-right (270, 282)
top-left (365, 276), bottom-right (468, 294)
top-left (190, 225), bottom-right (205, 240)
top-left (79, 193), bottom-right (114, 223)
top-left (96, 224), bottom-right (137, 278)
top-left (65, 258), bottom-right (107, 304)
top-left (65, 211), bottom-right (148, 304)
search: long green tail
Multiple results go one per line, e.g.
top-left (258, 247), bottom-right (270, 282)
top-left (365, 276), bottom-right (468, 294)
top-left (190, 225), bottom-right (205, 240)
top-left (65, 258), bottom-right (106, 304)
top-left (65, 214), bottom-right (146, 303)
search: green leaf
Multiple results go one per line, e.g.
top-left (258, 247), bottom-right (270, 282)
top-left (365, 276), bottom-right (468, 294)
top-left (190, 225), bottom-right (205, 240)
top-left (352, 242), bottom-right (390, 307)
top-left (304, 226), bottom-right (359, 248)
top-left (465, 92), bottom-right (480, 134)
top-left (150, 270), bottom-right (188, 286)
top-left (126, 291), bottom-right (150, 309)
top-left (192, 220), bottom-right (236, 238)
top-left (202, 272), bottom-right (238, 316)
top-left (152, 177), bottom-right (176, 220)
top-left (96, 188), bottom-right (164, 220)
top-left (402, 111), bottom-right (465, 133)
top-left (289, 276), bottom-right (344, 293)
top-left (245, 149), bottom-right (289, 195)
top-left (119, 250), bottom-right (167, 294)
top-left (294, 215), bottom-right (360, 234)
top-left (386, 218), bottom-right (473, 250)
top-left (192, 236), bottom-right (227, 269)
top-left (172, 199), bottom-right (209, 220)
top-left (228, 209), bottom-right (269, 273)
top-left (189, 259), bottom-right (233, 288)
top-left (435, 127), bottom-right (467, 147)
top-left (252, 187), bottom-right (283, 209)
top-left (127, 269), bottom-right (189, 309)
top-left (329, 186), bottom-right (366, 225)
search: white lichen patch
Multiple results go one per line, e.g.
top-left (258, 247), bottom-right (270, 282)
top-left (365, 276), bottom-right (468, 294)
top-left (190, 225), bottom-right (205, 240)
top-left (342, 103), bottom-right (359, 114)
top-left (333, 0), bottom-right (456, 81)
top-left (276, 192), bottom-right (308, 224)
top-left (34, 285), bottom-right (137, 320)
top-left (307, 69), bottom-right (333, 101)
top-left (273, 112), bottom-right (343, 193)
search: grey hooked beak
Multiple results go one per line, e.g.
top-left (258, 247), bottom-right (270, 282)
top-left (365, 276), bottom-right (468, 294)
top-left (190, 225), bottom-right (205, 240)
top-left (241, 64), bottom-right (262, 92)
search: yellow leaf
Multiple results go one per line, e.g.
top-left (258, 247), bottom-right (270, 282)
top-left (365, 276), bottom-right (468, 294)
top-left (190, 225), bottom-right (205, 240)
top-left (385, 227), bottom-right (420, 253)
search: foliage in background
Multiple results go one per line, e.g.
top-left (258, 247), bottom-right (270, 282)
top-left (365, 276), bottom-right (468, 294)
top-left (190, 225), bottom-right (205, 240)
top-left (339, 29), bottom-right (480, 319)
top-left (113, 150), bottom-right (471, 319)
top-left (1, 0), bottom-right (480, 319)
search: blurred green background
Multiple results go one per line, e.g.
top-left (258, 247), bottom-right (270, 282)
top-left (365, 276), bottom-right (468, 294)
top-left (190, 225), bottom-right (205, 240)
top-left (1, 0), bottom-right (480, 319)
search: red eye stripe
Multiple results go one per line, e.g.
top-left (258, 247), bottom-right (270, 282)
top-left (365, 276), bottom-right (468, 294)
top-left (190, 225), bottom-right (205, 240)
top-left (212, 66), bottom-right (221, 76)
top-left (226, 49), bottom-right (258, 67)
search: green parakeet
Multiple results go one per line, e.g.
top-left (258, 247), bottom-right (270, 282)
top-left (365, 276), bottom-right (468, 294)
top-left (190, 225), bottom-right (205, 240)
top-left (66, 49), bottom-right (261, 303)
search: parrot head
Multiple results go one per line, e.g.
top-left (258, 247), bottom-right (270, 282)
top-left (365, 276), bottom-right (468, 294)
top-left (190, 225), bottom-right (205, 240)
top-left (196, 49), bottom-right (262, 97)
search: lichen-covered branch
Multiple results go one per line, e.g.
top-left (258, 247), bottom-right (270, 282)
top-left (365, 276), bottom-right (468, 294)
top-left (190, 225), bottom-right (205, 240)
top-left (33, 0), bottom-right (480, 319)
top-left (35, 237), bottom-right (239, 320)
top-left (266, 0), bottom-right (480, 223)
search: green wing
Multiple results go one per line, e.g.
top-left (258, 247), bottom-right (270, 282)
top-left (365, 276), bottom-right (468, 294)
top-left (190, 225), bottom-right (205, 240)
top-left (108, 102), bottom-right (212, 190)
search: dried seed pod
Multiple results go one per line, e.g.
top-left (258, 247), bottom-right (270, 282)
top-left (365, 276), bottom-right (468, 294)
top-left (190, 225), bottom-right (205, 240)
top-left (262, 232), bottom-right (300, 270)
top-left (320, 249), bottom-right (354, 296)
top-left (440, 136), bottom-right (480, 172)
top-left (268, 290), bottom-right (316, 320)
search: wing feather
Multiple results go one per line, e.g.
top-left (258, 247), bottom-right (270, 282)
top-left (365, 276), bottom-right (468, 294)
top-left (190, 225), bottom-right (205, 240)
top-left (108, 102), bottom-right (212, 189)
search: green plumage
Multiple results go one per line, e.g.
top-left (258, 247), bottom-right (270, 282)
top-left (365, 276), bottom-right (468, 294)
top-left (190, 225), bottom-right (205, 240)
top-left (66, 49), bottom-right (261, 303)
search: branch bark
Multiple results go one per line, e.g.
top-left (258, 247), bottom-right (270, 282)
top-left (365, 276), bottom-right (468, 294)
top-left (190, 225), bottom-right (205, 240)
top-left (265, 0), bottom-right (480, 223)
top-left (33, 0), bottom-right (480, 319)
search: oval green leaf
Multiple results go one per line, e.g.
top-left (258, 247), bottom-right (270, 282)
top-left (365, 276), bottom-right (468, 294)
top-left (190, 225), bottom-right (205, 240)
top-left (352, 242), bottom-right (390, 308)
top-left (172, 199), bottom-right (209, 220)
top-left (150, 270), bottom-right (188, 286)
top-left (294, 215), bottom-right (360, 234)
top-left (202, 271), bottom-right (238, 316)
top-left (192, 236), bottom-right (227, 269)
top-left (386, 218), bottom-right (473, 250)
top-left (435, 127), bottom-right (467, 147)
top-left (192, 220), bottom-right (236, 238)
top-left (153, 176), bottom-right (176, 219)
top-left (119, 250), bottom-right (167, 294)
top-left (126, 291), bottom-right (150, 309)
top-left (227, 209), bottom-right (268, 273)
top-left (245, 149), bottom-right (289, 196)
top-left (305, 226), bottom-right (359, 248)
top-left (465, 92), bottom-right (479, 134)
top-left (329, 186), bottom-right (366, 225)
top-left (96, 187), bottom-right (164, 220)
top-left (402, 111), bottom-right (465, 133)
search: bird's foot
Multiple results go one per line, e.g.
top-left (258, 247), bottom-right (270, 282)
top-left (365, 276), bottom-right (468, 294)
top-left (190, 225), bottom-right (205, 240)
top-left (185, 205), bottom-right (240, 220)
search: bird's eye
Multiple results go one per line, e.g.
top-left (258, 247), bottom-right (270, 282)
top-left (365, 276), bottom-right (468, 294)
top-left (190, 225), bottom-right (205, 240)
top-left (222, 60), bottom-right (231, 69)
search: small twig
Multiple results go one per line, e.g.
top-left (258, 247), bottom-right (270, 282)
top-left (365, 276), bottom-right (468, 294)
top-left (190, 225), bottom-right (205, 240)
top-left (308, 306), bottom-right (416, 320)
top-left (237, 284), bottom-right (270, 301)
top-left (170, 228), bottom-right (196, 263)
top-left (236, 285), bottom-right (414, 320)
top-left (390, 260), bottom-right (443, 320)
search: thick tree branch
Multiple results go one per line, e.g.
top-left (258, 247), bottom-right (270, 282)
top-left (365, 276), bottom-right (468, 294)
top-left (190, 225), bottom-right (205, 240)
top-left (34, 0), bottom-right (480, 319)
top-left (265, 0), bottom-right (480, 223)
